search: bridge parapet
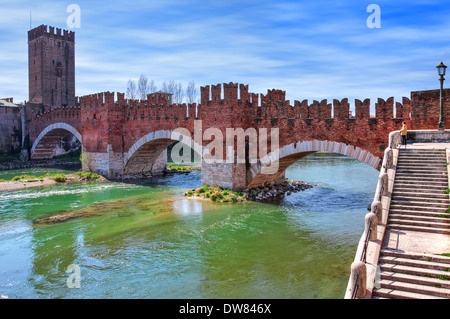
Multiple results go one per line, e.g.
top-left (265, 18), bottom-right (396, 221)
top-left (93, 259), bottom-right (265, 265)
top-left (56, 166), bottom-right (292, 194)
top-left (199, 82), bottom-right (411, 121)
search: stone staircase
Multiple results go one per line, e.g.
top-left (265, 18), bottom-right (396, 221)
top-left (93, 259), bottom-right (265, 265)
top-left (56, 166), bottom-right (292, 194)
top-left (374, 249), bottom-right (450, 299)
top-left (372, 148), bottom-right (450, 299)
top-left (389, 149), bottom-right (450, 235)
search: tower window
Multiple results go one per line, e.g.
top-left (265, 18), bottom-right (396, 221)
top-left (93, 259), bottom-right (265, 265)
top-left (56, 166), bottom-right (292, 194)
top-left (57, 42), bottom-right (61, 47)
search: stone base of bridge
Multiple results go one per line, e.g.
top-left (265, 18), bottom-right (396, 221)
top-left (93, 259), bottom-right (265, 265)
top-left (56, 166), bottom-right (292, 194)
top-left (200, 161), bottom-right (286, 191)
top-left (83, 147), bottom-right (287, 190)
top-left (82, 146), bottom-right (167, 180)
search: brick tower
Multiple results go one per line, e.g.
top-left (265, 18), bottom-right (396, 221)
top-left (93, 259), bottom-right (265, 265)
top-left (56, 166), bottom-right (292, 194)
top-left (28, 25), bottom-right (75, 109)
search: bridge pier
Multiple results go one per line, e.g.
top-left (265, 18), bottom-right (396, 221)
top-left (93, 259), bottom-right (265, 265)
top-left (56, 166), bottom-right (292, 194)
top-left (200, 161), bottom-right (286, 191)
top-left (201, 162), bottom-right (247, 191)
top-left (82, 146), bottom-right (168, 180)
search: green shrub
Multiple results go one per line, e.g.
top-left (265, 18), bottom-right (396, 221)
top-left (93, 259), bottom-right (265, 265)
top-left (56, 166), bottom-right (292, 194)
top-left (48, 174), bottom-right (67, 183)
top-left (196, 185), bottom-right (210, 194)
top-left (12, 175), bottom-right (37, 181)
top-left (74, 171), bottom-right (100, 181)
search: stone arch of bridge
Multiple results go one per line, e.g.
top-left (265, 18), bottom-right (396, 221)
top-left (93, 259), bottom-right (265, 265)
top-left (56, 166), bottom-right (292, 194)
top-left (30, 122), bottom-right (82, 159)
top-left (246, 140), bottom-right (381, 189)
top-left (124, 130), bottom-right (202, 176)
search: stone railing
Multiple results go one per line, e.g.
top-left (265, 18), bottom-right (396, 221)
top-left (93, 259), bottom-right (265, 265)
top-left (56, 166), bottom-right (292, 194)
top-left (344, 130), bottom-right (400, 299)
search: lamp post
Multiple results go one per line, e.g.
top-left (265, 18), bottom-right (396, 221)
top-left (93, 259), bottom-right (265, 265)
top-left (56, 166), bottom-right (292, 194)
top-left (436, 61), bottom-right (447, 131)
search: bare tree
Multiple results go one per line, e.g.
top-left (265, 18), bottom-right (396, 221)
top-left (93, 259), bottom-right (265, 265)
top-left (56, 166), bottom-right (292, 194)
top-left (138, 74), bottom-right (148, 100)
top-left (148, 80), bottom-right (157, 93)
top-left (186, 81), bottom-right (197, 104)
top-left (162, 80), bottom-right (177, 95)
top-left (126, 80), bottom-right (137, 99)
top-left (174, 82), bottom-right (184, 104)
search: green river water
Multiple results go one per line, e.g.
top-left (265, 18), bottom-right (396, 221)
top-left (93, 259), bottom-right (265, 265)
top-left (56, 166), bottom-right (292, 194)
top-left (0, 153), bottom-right (379, 299)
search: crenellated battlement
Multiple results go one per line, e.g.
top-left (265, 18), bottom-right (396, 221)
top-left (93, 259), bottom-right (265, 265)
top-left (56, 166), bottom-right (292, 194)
top-left (28, 24), bottom-right (75, 42)
top-left (33, 105), bottom-right (80, 120)
top-left (50, 84), bottom-right (415, 127)
top-left (199, 83), bottom-right (411, 122)
top-left (77, 91), bottom-right (197, 123)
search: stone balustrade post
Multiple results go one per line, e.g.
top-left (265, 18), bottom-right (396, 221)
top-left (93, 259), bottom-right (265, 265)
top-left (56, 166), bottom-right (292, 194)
top-left (365, 212), bottom-right (378, 241)
top-left (379, 172), bottom-right (389, 198)
top-left (371, 200), bottom-right (383, 221)
top-left (384, 148), bottom-right (393, 169)
top-left (349, 261), bottom-right (367, 298)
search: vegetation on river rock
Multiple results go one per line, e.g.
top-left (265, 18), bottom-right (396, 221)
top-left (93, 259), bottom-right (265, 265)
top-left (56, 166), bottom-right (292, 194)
top-left (184, 179), bottom-right (314, 202)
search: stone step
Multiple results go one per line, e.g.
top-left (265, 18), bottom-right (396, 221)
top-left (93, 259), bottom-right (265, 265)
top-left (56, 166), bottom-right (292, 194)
top-left (397, 159), bottom-right (447, 164)
top-left (380, 271), bottom-right (450, 289)
top-left (387, 223), bottom-right (450, 234)
top-left (398, 155), bottom-right (446, 160)
top-left (389, 209), bottom-right (450, 218)
top-left (372, 287), bottom-right (445, 299)
top-left (399, 149), bottom-right (446, 152)
top-left (392, 191), bottom-right (449, 200)
top-left (390, 204), bottom-right (448, 213)
top-left (397, 157), bottom-right (446, 162)
top-left (399, 150), bottom-right (446, 155)
top-left (379, 256), bottom-right (450, 271)
top-left (397, 155), bottom-right (446, 159)
top-left (395, 172), bottom-right (448, 182)
top-left (397, 164), bottom-right (447, 169)
top-left (393, 184), bottom-right (447, 191)
top-left (397, 165), bottom-right (447, 170)
top-left (394, 179), bottom-right (448, 187)
top-left (388, 218), bottom-right (450, 229)
top-left (379, 263), bottom-right (450, 281)
top-left (393, 188), bottom-right (447, 196)
top-left (396, 165), bottom-right (447, 172)
top-left (389, 213), bottom-right (450, 224)
top-left (390, 199), bottom-right (449, 208)
top-left (396, 171), bottom-right (448, 177)
top-left (376, 279), bottom-right (450, 298)
top-left (381, 249), bottom-right (450, 264)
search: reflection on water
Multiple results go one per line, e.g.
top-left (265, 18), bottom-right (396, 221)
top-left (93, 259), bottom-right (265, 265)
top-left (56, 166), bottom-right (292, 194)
top-left (0, 153), bottom-right (378, 298)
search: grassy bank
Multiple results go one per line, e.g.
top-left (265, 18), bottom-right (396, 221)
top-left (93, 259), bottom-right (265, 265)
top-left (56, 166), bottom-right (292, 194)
top-left (0, 171), bottom-right (105, 192)
top-left (166, 164), bottom-right (200, 173)
top-left (0, 171), bottom-right (101, 183)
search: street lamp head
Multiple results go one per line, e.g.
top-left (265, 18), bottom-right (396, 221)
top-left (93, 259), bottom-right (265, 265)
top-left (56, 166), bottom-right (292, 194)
top-left (437, 61), bottom-right (447, 77)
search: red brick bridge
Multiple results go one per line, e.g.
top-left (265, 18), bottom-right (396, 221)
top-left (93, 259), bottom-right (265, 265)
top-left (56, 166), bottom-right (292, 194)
top-left (28, 83), bottom-right (447, 190)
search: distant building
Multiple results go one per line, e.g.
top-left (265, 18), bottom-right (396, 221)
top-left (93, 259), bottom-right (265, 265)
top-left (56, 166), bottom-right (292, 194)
top-left (0, 98), bottom-right (22, 154)
top-left (149, 91), bottom-right (173, 104)
top-left (0, 24), bottom-right (77, 157)
top-left (28, 25), bottom-right (75, 109)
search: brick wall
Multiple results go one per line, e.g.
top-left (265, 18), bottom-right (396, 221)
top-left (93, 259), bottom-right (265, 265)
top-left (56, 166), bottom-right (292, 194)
top-left (0, 106), bottom-right (21, 154)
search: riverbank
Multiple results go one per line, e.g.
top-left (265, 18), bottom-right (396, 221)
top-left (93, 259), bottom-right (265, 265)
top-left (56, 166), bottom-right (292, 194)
top-left (0, 171), bottom-right (106, 192)
top-left (184, 180), bottom-right (315, 203)
top-left (166, 164), bottom-right (200, 173)
top-left (0, 158), bottom-right (81, 171)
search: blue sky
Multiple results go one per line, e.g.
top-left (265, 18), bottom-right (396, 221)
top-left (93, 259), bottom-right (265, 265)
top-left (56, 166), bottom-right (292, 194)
top-left (1, 0), bottom-right (450, 113)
